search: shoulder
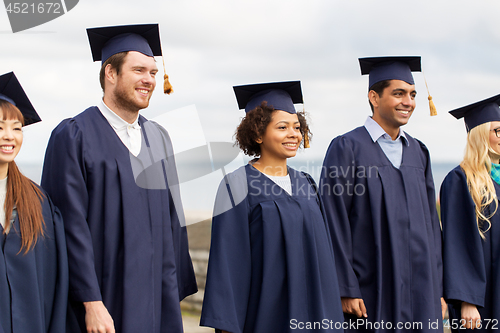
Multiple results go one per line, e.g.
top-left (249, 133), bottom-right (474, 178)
top-left (328, 126), bottom-right (369, 147)
top-left (403, 132), bottom-right (430, 153)
top-left (50, 107), bottom-right (99, 138)
top-left (288, 166), bottom-right (314, 182)
top-left (443, 165), bottom-right (466, 184)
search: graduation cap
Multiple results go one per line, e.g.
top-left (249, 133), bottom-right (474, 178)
top-left (233, 81), bottom-right (302, 114)
top-left (0, 72), bottom-right (41, 126)
top-left (233, 80), bottom-right (310, 147)
top-left (449, 94), bottom-right (500, 132)
top-left (359, 56), bottom-right (437, 116)
top-left (87, 23), bottom-right (173, 94)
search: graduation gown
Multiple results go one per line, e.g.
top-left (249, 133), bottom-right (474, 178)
top-left (319, 127), bottom-right (442, 332)
top-left (200, 164), bottom-right (344, 333)
top-left (0, 187), bottom-right (68, 333)
top-left (440, 166), bottom-right (500, 332)
top-left (41, 106), bottom-right (197, 333)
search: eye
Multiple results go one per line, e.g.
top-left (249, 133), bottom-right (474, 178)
top-left (278, 126), bottom-right (286, 130)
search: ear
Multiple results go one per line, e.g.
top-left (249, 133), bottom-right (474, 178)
top-left (104, 64), bottom-right (117, 85)
top-left (255, 137), bottom-right (263, 144)
top-left (368, 90), bottom-right (379, 109)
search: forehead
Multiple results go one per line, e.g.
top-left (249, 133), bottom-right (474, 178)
top-left (123, 51), bottom-right (158, 70)
top-left (386, 79), bottom-right (416, 91)
top-left (490, 121), bottom-right (500, 128)
top-left (271, 110), bottom-right (299, 122)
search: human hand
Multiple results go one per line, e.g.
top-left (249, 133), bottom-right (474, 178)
top-left (461, 302), bottom-right (481, 330)
top-left (83, 301), bottom-right (115, 333)
top-left (441, 297), bottom-right (447, 319)
top-left (341, 297), bottom-right (368, 318)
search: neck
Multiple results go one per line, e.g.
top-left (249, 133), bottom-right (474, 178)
top-left (252, 155), bottom-right (288, 176)
top-left (0, 163), bottom-right (8, 180)
top-left (372, 117), bottom-right (400, 140)
top-left (103, 96), bottom-right (139, 124)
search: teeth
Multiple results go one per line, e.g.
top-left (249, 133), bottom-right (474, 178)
top-left (0, 146), bottom-right (13, 151)
top-left (398, 110), bottom-right (409, 115)
top-left (283, 143), bottom-right (297, 147)
top-left (137, 89), bottom-right (148, 94)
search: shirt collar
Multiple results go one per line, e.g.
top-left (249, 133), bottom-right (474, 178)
top-left (98, 100), bottom-right (140, 130)
top-left (364, 116), bottom-right (409, 146)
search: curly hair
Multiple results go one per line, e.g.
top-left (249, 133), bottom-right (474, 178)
top-left (235, 102), bottom-right (311, 157)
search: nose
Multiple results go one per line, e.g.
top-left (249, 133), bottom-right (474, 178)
top-left (2, 128), bottom-right (14, 140)
top-left (402, 94), bottom-right (414, 107)
top-left (141, 73), bottom-right (156, 87)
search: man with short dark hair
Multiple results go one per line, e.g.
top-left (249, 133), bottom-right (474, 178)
top-left (41, 24), bottom-right (197, 333)
top-left (319, 57), bottom-right (443, 332)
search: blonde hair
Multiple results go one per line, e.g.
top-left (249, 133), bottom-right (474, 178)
top-left (460, 122), bottom-right (498, 239)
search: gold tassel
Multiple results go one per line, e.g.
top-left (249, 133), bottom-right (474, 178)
top-left (164, 74), bottom-right (173, 95)
top-left (428, 95), bottom-right (437, 116)
top-left (160, 38), bottom-right (173, 95)
top-left (422, 70), bottom-right (437, 116)
top-left (304, 132), bottom-right (310, 148)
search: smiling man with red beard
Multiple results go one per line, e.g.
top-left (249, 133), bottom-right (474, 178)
top-left (41, 24), bottom-right (197, 333)
top-left (319, 56), bottom-right (443, 332)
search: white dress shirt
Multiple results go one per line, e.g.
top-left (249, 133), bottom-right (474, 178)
top-left (98, 100), bottom-right (142, 156)
top-left (364, 116), bottom-right (409, 169)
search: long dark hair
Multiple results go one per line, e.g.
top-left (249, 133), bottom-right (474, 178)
top-left (0, 100), bottom-right (45, 253)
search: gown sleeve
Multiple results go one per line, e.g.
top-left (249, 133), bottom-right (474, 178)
top-left (319, 136), bottom-right (362, 298)
top-left (41, 120), bottom-right (102, 303)
top-left (440, 168), bottom-right (487, 307)
top-left (420, 141), bottom-right (443, 296)
top-left (45, 194), bottom-right (70, 333)
top-left (200, 173), bottom-right (252, 333)
top-left (151, 121), bottom-right (197, 300)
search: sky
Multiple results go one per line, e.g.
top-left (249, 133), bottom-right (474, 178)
top-left (1, 0), bottom-right (500, 189)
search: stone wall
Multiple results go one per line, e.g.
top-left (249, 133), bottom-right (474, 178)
top-left (181, 219), bottom-right (211, 313)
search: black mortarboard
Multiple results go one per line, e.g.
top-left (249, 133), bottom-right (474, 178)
top-left (233, 81), bottom-right (303, 114)
top-left (449, 94), bottom-right (500, 132)
top-left (359, 56), bottom-right (421, 89)
top-left (87, 24), bottom-right (161, 63)
top-left (87, 23), bottom-right (173, 94)
top-left (0, 72), bottom-right (41, 126)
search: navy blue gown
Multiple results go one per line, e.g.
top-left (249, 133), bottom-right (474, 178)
top-left (200, 164), bottom-right (344, 333)
top-left (440, 166), bottom-right (500, 332)
top-left (319, 127), bottom-right (442, 332)
top-left (0, 187), bottom-right (68, 333)
top-left (41, 106), bottom-right (197, 333)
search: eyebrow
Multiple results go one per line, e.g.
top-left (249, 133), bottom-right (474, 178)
top-left (275, 120), bottom-right (300, 125)
top-left (0, 120), bottom-right (22, 124)
top-left (392, 88), bottom-right (417, 95)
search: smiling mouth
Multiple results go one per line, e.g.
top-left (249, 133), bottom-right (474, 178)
top-left (137, 88), bottom-right (149, 95)
top-left (397, 110), bottom-right (411, 115)
top-left (283, 143), bottom-right (298, 148)
top-left (0, 146), bottom-right (14, 152)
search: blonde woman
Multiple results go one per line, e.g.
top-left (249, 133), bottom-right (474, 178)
top-left (441, 94), bottom-right (500, 332)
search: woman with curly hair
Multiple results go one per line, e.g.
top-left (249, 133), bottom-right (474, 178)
top-left (441, 94), bottom-right (500, 332)
top-left (200, 81), bottom-right (343, 333)
top-left (0, 72), bottom-right (68, 333)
